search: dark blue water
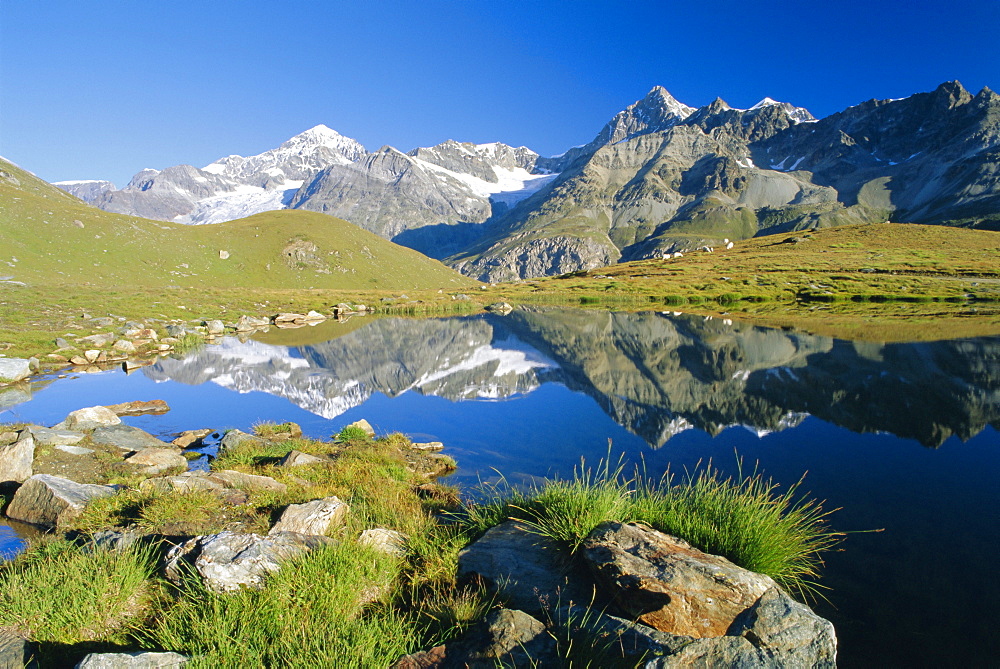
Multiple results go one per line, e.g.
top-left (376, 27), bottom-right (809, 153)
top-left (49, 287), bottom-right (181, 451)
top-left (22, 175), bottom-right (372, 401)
top-left (2, 309), bottom-right (997, 667)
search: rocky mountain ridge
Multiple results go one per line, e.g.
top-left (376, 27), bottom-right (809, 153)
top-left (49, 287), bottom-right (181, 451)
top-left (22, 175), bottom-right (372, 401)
top-left (54, 81), bottom-right (998, 281)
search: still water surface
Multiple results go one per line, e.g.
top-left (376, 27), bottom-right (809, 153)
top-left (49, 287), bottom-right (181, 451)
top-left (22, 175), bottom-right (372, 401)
top-left (2, 309), bottom-right (998, 667)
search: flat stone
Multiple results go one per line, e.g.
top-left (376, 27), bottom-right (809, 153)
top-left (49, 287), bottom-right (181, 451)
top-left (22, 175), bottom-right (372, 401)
top-left (0, 357), bottom-right (38, 383)
top-left (278, 450), bottom-right (324, 467)
top-left (211, 470), bottom-right (287, 493)
top-left (303, 310), bottom-right (326, 321)
top-left (124, 448), bottom-right (187, 475)
top-left (410, 441), bottom-right (444, 451)
top-left (359, 528), bottom-right (407, 557)
top-left (76, 333), bottom-right (116, 348)
top-left (55, 444), bottom-right (95, 456)
top-left (457, 520), bottom-right (594, 616)
top-left (104, 399), bottom-right (170, 416)
top-left (164, 530), bottom-right (335, 592)
top-left (75, 651), bottom-right (189, 668)
top-left (140, 472), bottom-right (226, 494)
top-left (273, 312), bottom-right (306, 323)
top-left (0, 430), bottom-right (34, 485)
top-left (112, 340), bottom-right (137, 353)
top-left (269, 497), bottom-right (349, 537)
top-left (27, 426), bottom-right (85, 446)
top-left (91, 424), bottom-right (170, 451)
top-left (171, 428), bottom-right (212, 448)
top-left (234, 315), bottom-right (270, 332)
top-left (59, 406), bottom-right (122, 430)
top-left (218, 429), bottom-right (266, 453)
top-left (5, 474), bottom-right (118, 528)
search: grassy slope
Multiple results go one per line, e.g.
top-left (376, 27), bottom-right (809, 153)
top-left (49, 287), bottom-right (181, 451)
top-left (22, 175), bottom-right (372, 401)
top-left (0, 158), bottom-right (474, 292)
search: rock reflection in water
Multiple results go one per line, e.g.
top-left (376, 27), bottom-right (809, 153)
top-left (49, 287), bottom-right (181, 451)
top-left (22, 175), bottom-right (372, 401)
top-left (145, 309), bottom-right (1000, 448)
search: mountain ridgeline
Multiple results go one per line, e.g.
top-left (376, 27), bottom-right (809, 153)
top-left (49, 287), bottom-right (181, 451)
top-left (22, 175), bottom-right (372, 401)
top-left (58, 81), bottom-right (1000, 281)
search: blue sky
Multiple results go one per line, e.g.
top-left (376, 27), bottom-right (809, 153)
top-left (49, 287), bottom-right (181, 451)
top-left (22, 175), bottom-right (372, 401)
top-left (1, 0), bottom-right (996, 187)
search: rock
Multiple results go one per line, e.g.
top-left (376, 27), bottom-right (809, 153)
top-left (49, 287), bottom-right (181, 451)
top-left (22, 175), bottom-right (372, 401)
top-left (0, 357), bottom-right (38, 382)
top-left (76, 333), bottom-right (116, 348)
top-left (304, 310), bottom-right (326, 321)
top-left (123, 359), bottom-right (154, 373)
top-left (555, 605), bottom-right (694, 661)
top-left (219, 250), bottom-right (230, 260)
top-left (234, 315), bottom-right (270, 332)
top-left (83, 529), bottom-right (144, 553)
top-left (413, 608), bottom-right (556, 669)
top-left (345, 418), bottom-right (375, 438)
top-left (334, 303), bottom-right (355, 315)
top-left (164, 324), bottom-right (190, 337)
top-left (124, 448), bottom-right (187, 475)
top-left (582, 522), bottom-right (774, 637)
top-left (0, 385), bottom-right (31, 412)
top-left (140, 472), bottom-right (226, 494)
top-left (457, 520), bottom-right (594, 616)
top-left (163, 531), bottom-right (335, 592)
top-left (211, 470), bottom-right (287, 494)
top-left (70, 355), bottom-right (91, 366)
top-left (91, 424), bottom-right (170, 451)
top-left (5, 474), bottom-right (118, 528)
top-left (273, 312), bottom-right (306, 324)
top-left (104, 399), bottom-right (170, 416)
top-left (83, 349), bottom-right (103, 363)
top-left (278, 450), bottom-right (324, 467)
top-left (60, 406), bottom-right (121, 430)
top-left (410, 441), bottom-right (444, 451)
top-left (0, 630), bottom-right (37, 669)
top-left (54, 337), bottom-right (71, 348)
top-left (28, 426), bottom-right (86, 446)
top-left (268, 496), bottom-right (348, 536)
top-left (126, 328), bottom-right (158, 341)
top-left (727, 586), bottom-right (837, 667)
top-left (391, 645), bottom-right (448, 669)
top-left (171, 428), bottom-right (212, 448)
top-left (75, 651), bottom-right (188, 668)
top-left (0, 430), bottom-right (34, 484)
top-left (112, 339), bottom-right (137, 353)
top-left (484, 302), bottom-right (514, 314)
top-left (204, 319), bottom-right (225, 335)
top-left (218, 429), bottom-right (266, 453)
top-left (55, 444), bottom-right (95, 456)
top-left (359, 528), bottom-right (407, 557)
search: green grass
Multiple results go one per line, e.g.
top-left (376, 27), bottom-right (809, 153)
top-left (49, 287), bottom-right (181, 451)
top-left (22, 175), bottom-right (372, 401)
top-left (0, 538), bottom-right (158, 647)
top-left (455, 458), bottom-right (843, 600)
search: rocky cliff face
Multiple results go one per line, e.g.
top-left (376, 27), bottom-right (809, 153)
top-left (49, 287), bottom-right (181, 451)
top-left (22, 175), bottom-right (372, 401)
top-left (52, 179), bottom-right (116, 202)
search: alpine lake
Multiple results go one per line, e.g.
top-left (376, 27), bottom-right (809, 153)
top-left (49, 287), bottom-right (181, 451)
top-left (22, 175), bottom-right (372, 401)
top-left (2, 307), bottom-right (997, 668)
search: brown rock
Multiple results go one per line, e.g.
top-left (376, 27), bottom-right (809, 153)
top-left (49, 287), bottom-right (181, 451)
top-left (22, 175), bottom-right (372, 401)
top-left (104, 399), bottom-right (170, 416)
top-left (171, 428), bottom-right (213, 448)
top-left (582, 522), bottom-right (774, 638)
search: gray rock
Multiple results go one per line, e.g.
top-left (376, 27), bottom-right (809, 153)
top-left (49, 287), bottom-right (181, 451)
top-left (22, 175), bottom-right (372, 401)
top-left (5, 474), bottom-right (118, 528)
top-left (278, 450), bottom-right (325, 467)
top-left (59, 406), bottom-right (122, 430)
top-left (53, 179), bottom-right (115, 203)
top-left (457, 520), bottom-right (594, 616)
top-left (459, 608), bottom-right (555, 668)
top-left (164, 530), bottom-right (335, 592)
top-left (124, 448), bottom-right (187, 475)
top-left (582, 522), bottom-right (773, 637)
top-left (0, 629), bottom-right (37, 669)
top-left (234, 315), bottom-right (271, 332)
top-left (269, 496), bottom-right (348, 536)
top-left (76, 333), bottom-right (116, 348)
top-left (211, 470), bottom-right (287, 494)
top-left (727, 586), bottom-right (837, 667)
top-left (139, 472), bottom-right (225, 494)
top-left (0, 384), bottom-right (31, 412)
top-left (0, 430), bottom-right (34, 484)
top-left (359, 528), bottom-right (407, 557)
top-left (218, 429), bottom-right (266, 453)
top-left (75, 651), bottom-right (188, 668)
top-left (112, 339), bottom-right (137, 353)
top-left (344, 418), bottom-right (375, 438)
top-left (84, 529), bottom-right (144, 553)
top-left (27, 425), bottom-right (85, 446)
top-left (0, 357), bottom-right (39, 383)
top-left (203, 319), bottom-right (225, 335)
top-left (91, 424), bottom-right (170, 451)
top-left (483, 302), bottom-right (513, 314)
top-left (164, 324), bottom-right (191, 337)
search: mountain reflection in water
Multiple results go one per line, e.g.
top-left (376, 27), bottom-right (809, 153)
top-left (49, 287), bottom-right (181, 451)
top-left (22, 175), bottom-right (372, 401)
top-left (146, 309), bottom-right (1000, 448)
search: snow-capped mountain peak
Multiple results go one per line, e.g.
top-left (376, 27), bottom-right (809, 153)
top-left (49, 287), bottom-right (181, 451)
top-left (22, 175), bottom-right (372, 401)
top-left (746, 97), bottom-right (816, 123)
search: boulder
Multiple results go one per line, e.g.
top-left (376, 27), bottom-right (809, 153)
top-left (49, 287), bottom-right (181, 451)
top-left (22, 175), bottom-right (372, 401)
top-left (0, 630), bottom-right (37, 669)
top-left (269, 496), bottom-right (349, 536)
top-left (457, 520), bottom-right (594, 616)
top-left (140, 472), bottom-right (226, 494)
top-left (76, 333), bottom-right (116, 348)
top-left (359, 528), bottom-right (407, 557)
top-left (124, 448), bottom-right (187, 475)
top-left (112, 339), bottom-right (137, 354)
top-left (582, 522), bottom-right (774, 638)
top-left (278, 450), bottom-right (324, 467)
top-left (234, 315), bottom-right (270, 332)
top-left (344, 419), bottom-right (375, 439)
top-left (211, 470), bottom-right (287, 494)
top-left (726, 586), bottom-right (837, 667)
top-left (273, 312), bottom-right (306, 324)
top-left (484, 302), bottom-right (513, 315)
top-left (218, 429), bottom-right (266, 453)
top-left (5, 474), bottom-right (118, 528)
top-left (0, 357), bottom-right (38, 383)
top-left (171, 428), bottom-right (212, 448)
top-left (0, 430), bottom-right (34, 484)
top-left (75, 651), bottom-right (188, 668)
top-left (104, 400), bottom-right (170, 416)
top-left (91, 425), bottom-right (170, 451)
top-left (203, 319), bottom-right (225, 335)
top-left (163, 530), bottom-right (335, 592)
top-left (59, 406), bottom-right (121, 430)
top-left (27, 425), bottom-right (85, 446)
top-left (125, 328), bottom-right (158, 341)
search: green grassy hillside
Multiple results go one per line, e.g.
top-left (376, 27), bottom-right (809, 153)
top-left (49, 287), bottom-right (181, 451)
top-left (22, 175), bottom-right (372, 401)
top-left (0, 158), bottom-right (475, 292)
